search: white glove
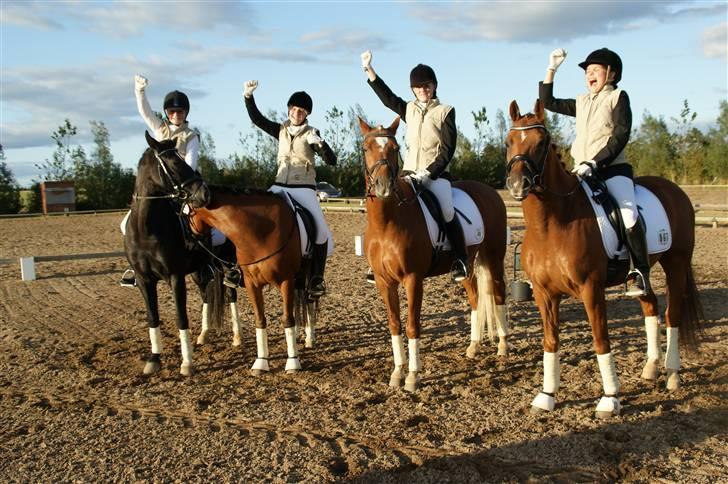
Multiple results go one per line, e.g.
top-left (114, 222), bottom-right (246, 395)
top-left (548, 48), bottom-right (567, 72)
top-left (306, 130), bottom-right (322, 146)
top-left (134, 74), bottom-right (148, 92)
top-left (572, 160), bottom-right (597, 178)
top-left (409, 169), bottom-right (429, 184)
top-left (243, 80), bottom-right (258, 98)
top-left (360, 50), bottom-right (372, 70)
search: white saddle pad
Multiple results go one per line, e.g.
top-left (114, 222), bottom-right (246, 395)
top-left (415, 184), bottom-right (485, 251)
top-left (278, 192), bottom-right (333, 258)
top-left (581, 181), bottom-right (672, 259)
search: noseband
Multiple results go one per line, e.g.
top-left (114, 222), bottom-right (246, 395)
top-left (505, 124), bottom-right (550, 193)
top-left (135, 148), bottom-right (207, 203)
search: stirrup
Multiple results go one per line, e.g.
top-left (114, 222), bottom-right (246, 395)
top-left (223, 268), bottom-right (241, 288)
top-left (366, 268), bottom-right (375, 285)
top-left (625, 270), bottom-right (647, 297)
top-left (451, 260), bottom-right (468, 282)
top-left (119, 269), bottom-right (136, 287)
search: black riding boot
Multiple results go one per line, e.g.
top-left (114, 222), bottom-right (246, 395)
top-left (445, 218), bottom-right (468, 282)
top-left (308, 242), bottom-right (328, 297)
top-left (625, 220), bottom-right (652, 297)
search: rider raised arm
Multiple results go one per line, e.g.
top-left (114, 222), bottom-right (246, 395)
top-left (360, 50), bottom-right (466, 282)
top-left (539, 48), bottom-right (649, 297)
top-left (241, 80), bottom-right (337, 296)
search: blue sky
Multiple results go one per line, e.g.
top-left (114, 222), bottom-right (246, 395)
top-left (2, 1), bottom-right (726, 187)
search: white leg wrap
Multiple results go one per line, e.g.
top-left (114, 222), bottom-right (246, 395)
top-left (469, 310), bottom-right (481, 342)
top-left (597, 352), bottom-right (620, 395)
top-left (595, 396), bottom-right (621, 416)
top-left (201, 303), bottom-right (210, 332)
top-left (665, 327), bottom-right (680, 370)
top-left (645, 315), bottom-right (661, 361)
top-left (391, 335), bottom-right (405, 367)
top-left (531, 392), bottom-right (555, 412)
top-left (495, 305), bottom-right (508, 337)
top-left (149, 327), bottom-right (163, 354)
top-left (255, 328), bottom-right (269, 359)
top-left (285, 327), bottom-right (299, 358)
top-left (179, 329), bottom-right (193, 364)
top-left (543, 351), bottom-right (560, 393)
top-left (230, 303), bottom-right (241, 336)
top-left (408, 338), bottom-right (421, 373)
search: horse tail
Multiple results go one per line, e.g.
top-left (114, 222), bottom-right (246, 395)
top-left (474, 252), bottom-right (496, 343)
top-left (681, 264), bottom-right (704, 352)
top-left (206, 269), bottom-right (226, 330)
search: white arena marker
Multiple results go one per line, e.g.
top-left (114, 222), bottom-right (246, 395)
top-left (506, 226), bottom-right (511, 245)
top-left (20, 257), bottom-right (36, 281)
top-left (354, 235), bottom-right (364, 256)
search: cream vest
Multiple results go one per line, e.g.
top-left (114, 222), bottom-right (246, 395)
top-left (571, 85), bottom-right (627, 166)
top-left (275, 122), bottom-right (317, 186)
top-left (404, 99), bottom-right (453, 173)
top-left (156, 121), bottom-right (197, 155)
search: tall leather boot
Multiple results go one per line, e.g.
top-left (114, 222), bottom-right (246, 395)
top-left (308, 242), bottom-right (328, 297)
top-left (445, 217), bottom-right (468, 282)
top-left (624, 220), bottom-right (652, 297)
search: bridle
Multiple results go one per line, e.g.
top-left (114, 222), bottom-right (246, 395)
top-left (505, 123), bottom-right (579, 199)
top-left (362, 131), bottom-right (415, 205)
top-left (134, 148), bottom-right (207, 203)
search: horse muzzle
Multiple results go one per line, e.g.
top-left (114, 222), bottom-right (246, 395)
top-left (505, 174), bottom-right (531, 201)
top-left (373, 175), bottom-right (393, 199)
top-left (185, 181), bottom-right (211, 209)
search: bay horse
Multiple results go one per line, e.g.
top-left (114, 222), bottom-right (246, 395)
top-left (189, 185), bottom-right (319, 376)
top-left (359, 117), bottom-right (509, 392)
top-left (125, 131), bottom-right (233, 376)
top-left (505, 100), bottom-right (702, 417)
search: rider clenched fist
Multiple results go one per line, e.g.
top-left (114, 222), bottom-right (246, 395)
top-left (134, 74), bottom-right (148, 92)
top-left (548, 48), bottom-right (567, 72)
top-left (243, 80), bottom-right (258, 98)
top-left (360, 50), bottom-right (372, 71)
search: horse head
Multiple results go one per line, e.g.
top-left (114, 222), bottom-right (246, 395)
top-left (505, 100), bottom-right (552, 201)
top-left (139, 131), bottom-right (210, 208)
top-left (358, 116), bottom-right (401, 200)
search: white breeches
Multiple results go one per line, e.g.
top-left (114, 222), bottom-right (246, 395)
top-left (120, 209), bottom-right (225, 246)
top-left (269, 185), bottom-right (332, 245)
top-left (604, 176), bottom-right (638, 229)
top-left (421, 177), bottom-right (454, 222)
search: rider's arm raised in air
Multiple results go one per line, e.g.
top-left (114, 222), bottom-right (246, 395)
top-left (244, 95), bottom-right (281, 139)
top-left (591, 91), bottom-right (632, 169)
top-left (425, 109), bottom-right (457, 180)
top-left (539, 81), bottom-right (576, 117)
top-left (135, 82), bottom-right (163, 136)
top-left (368, 76), bottom-right (408, 121)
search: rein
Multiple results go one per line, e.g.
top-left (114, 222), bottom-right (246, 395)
top-left (363, 131), bottom-right (417, 206)
top-left (506, 124), bottom-right (580, 198)
top-left (133, 148), bottom-right (206, 203)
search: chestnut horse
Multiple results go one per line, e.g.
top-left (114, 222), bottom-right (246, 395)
top-left (505, 100), bottom-right (702, 418)
top-left (359, 117), bottom-right (509, 392)
top-left (189, 186), bottom-right (318, 375)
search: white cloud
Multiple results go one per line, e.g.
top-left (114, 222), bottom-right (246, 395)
top-left (406, 1), bottom-right (723, 43)
top-left (300, 28), bottom-right (391, 55)
top-left (703, 22), bottom-right (727, 61)
top-left (1, 1), bottom-right (257, 38)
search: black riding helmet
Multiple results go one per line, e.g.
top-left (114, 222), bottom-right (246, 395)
top-left (287, 91), bottom-right (313, 114)
top-left (578, 48), bottom-right (623, 85)
top-left (163, 90), bottom-right (190, 114)
top-left (410, 64), bottom-right (438, 97)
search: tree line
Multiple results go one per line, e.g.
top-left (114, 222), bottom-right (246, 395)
top-left (1, 99), bottom-right (726, 214)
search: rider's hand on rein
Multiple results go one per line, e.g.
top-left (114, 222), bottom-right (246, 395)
top-left (572, 160), bottom-right (596, 178)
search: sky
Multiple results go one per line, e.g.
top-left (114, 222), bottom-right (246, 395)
top-left (1, 1), bottom-right (727, 187)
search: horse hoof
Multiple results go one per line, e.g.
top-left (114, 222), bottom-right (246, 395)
top-left (595, 396), bottom-right (621, 419)
top-left (466, 341), bottom-right (480, 359)
top-left (389, 375), bottom-right (404, 388)
top-left (196, 334), bottom-right (206, 345)
top-left (666, 369), bottom-right (680, 391)
top-left (404, 372), bottom-right (419, 393)
top-left (305, 338), bottom-right (314, 349)
top-left (180, 364), bottom-right (193, 377)
top-left (530, 405), bottom-right (548, 415)
top-left (497, 341), bottom-right (509, 357)
top-left (640, 360), bottom-right (659, 381)
top-left (285, 357), bottom-right (302, 372)
top-left (595, 410), bottom-right (618, 420)
top-left (250, 369), bottom-right (263, 377)
top-left (232, 336), bottom-right (241, 347)
top-left (143, 361), bottom-right (160, 375)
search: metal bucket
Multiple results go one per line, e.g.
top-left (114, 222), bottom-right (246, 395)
top-left (510, 280), bottom-right (533, 302)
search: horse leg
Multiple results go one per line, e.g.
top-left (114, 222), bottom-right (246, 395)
top-left (282, 280), bottom-right (302, 373)
top-left (138, 279), bottom-right (163, 375)
top-left (197, 301), bottom-right (210, 345)
top-left (228, 288), bottom-right (242, 347)
top-left (170, 273), bottom-right (193, 376)
top-left (661, 259), bottom-right (687, 391)
top-left (489, 255), bottom-right (509, 358)
top-left (246, 284), bottom-right (270, 376)
top-left (403, 275), bottom-right (424, 393)
top-left (530, 286), bottom-right (562, 414)
top-left (462, 274), bottom-right (483, 359)
top-left (638, 292), bottom-right (662, 382)
top-left (377, 279), bottom-right (405, 388)
top-left (304, 298), bottom-right (317, 349)
top-left (582, 285), bottom-right (621, 418)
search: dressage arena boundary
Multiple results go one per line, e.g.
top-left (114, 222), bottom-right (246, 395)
top-left (0, 251), bottom-right (126, 281)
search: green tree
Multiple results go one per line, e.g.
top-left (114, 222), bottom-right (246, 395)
top-left (197, 129), bottom-right (222, 184)
top-left (36, 119), bottom-right (82, 181)
top-left (0, 146), bottom-right (21, 214)
top-left (627, 112), bottom-right (677, 179)
top-left (705, 100), bottom-right (728, 182)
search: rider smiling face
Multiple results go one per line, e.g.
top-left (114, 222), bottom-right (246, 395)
top-left (585, 64), bottom-right (615, 95)
top-left (165, 108), bottom-right (188, 126)
top-left (288, 106), bottom-right (308, 126)
top-left (412, 82), bottom-right (436, 103)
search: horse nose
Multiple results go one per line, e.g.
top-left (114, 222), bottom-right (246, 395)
top-left (374, 177), bottom-right (390, 198)
top-left (507, 176), bottom-right (529, 201)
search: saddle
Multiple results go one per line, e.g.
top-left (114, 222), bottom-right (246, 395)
top-left (582, 175), bottom-right (630, 252)
top-left (274, 192), bottom-right (317, 258)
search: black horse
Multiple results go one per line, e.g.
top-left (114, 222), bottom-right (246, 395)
top-left (124, 132), bottom-right (234, 376)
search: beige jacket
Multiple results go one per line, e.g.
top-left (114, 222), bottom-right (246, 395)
top-left (571, 85), bottom-right (627, 166)
top-left (157, 121), bottom-right (198, 157)
top-left (403, 99), bottom-right (453, 174)
top-left (275, 121), bottom-right (317, 186)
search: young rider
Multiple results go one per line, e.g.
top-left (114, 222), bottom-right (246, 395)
top-left (539, 48), bottom-right (650, 298)
top-left (360, 50), bottom-right (467, 282)
top-left (241, 80), bottom-right (337, 296)
top-left (120, 74), bottom-right (202, 287)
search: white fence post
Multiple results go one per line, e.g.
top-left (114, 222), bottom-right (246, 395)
top-left (354, 235), bottom-right (364, 256)
top-left (20, 257), bottom-right (36, 281)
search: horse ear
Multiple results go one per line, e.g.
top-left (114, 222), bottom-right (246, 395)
top-left (145, 131), bottom-right (160, 151)
top-left (509, 100), bottom-right (521, 122)
top-left (534, 99), bottom-right (545, 121)
top-left (388, 116), bottom-right (401, 134)
top-left (358, 116), bottom-right (371, 135)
